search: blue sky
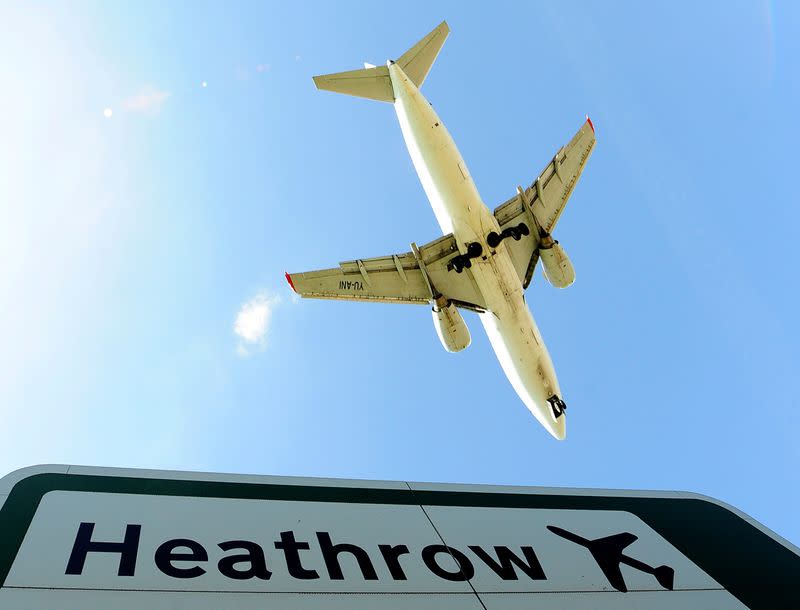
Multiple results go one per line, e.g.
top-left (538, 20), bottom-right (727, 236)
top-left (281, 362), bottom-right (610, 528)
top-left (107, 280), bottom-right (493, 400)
top-left (2, 1), bottom-right (799, 546)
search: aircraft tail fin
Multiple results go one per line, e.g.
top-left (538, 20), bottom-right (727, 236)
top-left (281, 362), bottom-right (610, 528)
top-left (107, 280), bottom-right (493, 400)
top-left (312, 21), bottom-right (450, 102)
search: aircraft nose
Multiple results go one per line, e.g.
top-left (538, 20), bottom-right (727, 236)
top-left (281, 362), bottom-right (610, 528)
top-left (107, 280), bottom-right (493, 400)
top-left (550, 416), bottom-right (566, 441)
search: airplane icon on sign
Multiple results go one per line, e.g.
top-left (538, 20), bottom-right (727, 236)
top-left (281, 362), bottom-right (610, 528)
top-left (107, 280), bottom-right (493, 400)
top-left (546, 525), bottom-right (675, 592)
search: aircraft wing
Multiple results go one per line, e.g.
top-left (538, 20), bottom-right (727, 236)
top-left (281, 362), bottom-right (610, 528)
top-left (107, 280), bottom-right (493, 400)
top-left (593, 556), bottom-right (629, 593)
top-left (588, 532), bottom-right (638, 593)
top-left (286, 234), bottom-right (487, 311)
top-left (493, 118), bottom-right (596, 288)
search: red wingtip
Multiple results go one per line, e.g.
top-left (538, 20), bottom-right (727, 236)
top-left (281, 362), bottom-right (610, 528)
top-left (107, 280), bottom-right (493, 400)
top-left (586, 115), bottom-right (595, 133)
top-left (284, 271), bottom-right (297, 293)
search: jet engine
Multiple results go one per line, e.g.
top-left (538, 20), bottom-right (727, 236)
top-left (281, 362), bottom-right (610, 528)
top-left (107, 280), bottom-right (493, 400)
top-left (539, 239), bottom-right (575, 288)
top-left (431, 300), bottom-right (471, 353)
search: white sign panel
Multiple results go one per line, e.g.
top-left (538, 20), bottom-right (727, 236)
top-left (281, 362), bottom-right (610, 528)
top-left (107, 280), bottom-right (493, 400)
top-left (0, 465), bottom-right (797, 609)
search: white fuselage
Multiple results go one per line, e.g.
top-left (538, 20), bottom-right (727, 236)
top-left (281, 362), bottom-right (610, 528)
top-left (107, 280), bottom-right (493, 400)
top-left (388, 63), bottom-right (566, 440)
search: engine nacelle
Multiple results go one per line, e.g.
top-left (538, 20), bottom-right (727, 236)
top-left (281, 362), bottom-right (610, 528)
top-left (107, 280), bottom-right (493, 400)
top-left (540, 241), bottom-right (575, 288)
top-left (431, 301), bottom-right (471, 353)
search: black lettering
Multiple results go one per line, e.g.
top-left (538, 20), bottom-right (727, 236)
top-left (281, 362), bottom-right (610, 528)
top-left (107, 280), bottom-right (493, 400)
top-left (274, 531), bottom-right (319, 579)
top-left (317, 532), bottom-right (378, 580)
top-left (379, 544), bottom-right (410, 580)
top-left (337, 280), bottom-right (365, 291)
top-left (422, 544), bottom-right (474, 581)
top-left (218, 540), bottom-right (272, 580)
top-left (65, 522), bottom-right (141, 577)
top-left (469, 545), bottom-right (546, 580)
top-left (155, 539), bottom-right (208, 578)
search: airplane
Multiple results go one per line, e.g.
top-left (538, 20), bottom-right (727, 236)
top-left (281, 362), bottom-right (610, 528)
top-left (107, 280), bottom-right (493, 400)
top-left (285, 21), bottom-right (595, 440)
top-left (546, 525), bottom-right (675, 592)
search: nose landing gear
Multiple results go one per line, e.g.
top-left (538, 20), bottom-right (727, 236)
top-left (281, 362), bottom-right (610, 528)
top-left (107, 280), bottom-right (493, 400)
top-left (547, 395), bottom-right (567, 419)
top-left (448, 242), bottom-right (483, 273)
top-left (487, 223), bottom-right (530, 249)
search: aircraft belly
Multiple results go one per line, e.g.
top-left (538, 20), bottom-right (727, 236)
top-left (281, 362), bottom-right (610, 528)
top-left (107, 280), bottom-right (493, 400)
top-left (472, 250), bottom-right (565, 440)
top-left (480, 299), bottom-right (565, 440)
top-left (390, 63), bottom-right (565, 439)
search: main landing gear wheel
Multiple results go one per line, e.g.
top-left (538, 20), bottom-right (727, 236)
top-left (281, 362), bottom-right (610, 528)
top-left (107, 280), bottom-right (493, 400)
top-left (547, 395), bottom-right (567, 419)
top-left (487, 223), bottom-right (530, 248)
top-left (512, 222), bottom-right (530, 240)
top-left (447, 242), bottom-right (483, 273)
top-left (466, 242), bottom-right (482, 258)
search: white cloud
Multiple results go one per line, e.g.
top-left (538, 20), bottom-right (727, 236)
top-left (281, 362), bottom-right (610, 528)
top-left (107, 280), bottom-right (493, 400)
top-left (234, 293), bottom-right (279, 355)
top-left (122, 87), bottom-right (170, 115)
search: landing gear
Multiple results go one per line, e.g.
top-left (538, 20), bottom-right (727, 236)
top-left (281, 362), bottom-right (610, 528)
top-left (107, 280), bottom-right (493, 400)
top-left (547, 394), bottom-right (567, 419)
top-left (449, 258), bottom-right (471, 273)
top-left (448, 242), bottom-right (483, 273)
top-left (487, 223), bottom-right (530, 248)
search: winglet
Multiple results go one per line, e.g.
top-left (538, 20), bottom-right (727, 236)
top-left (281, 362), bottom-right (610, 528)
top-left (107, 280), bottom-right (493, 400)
top-left (586, 115), bottom-right (595, 133)
top-left (285, 272), bottom-right (297, 293)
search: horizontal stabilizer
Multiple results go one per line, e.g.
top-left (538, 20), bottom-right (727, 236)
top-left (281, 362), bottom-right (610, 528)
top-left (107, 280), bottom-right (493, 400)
top-left (312, 21), bottom-right (449, 102)
top-left (313, 65), bottom-right (394, 102)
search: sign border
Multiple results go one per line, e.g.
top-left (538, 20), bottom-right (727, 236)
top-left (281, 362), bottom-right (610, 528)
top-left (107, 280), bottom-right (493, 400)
top-left (1, 468), bottom-right (797, 608)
